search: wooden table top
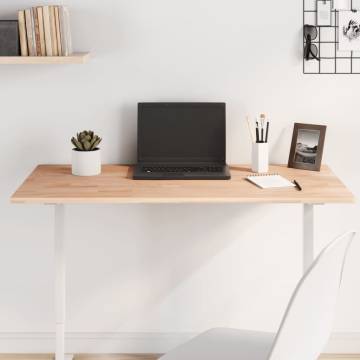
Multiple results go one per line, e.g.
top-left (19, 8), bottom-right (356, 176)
top-left (10, 164), bottom-right (355, 205)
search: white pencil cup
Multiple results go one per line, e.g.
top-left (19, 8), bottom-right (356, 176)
top-left (252, 143), bottom-right (269, 173)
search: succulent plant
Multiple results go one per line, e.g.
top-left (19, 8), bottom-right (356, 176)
top-left (71, 130), bottom-right (102, 151)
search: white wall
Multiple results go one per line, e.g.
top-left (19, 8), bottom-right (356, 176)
top-left (1, 0), bottom-right (360, 354)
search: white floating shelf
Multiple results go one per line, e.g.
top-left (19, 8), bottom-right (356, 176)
top-left (0, 52), bottom-right (90, 64)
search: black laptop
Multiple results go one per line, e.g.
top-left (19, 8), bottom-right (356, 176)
top-left (133, 102), bottom-right (231, 180)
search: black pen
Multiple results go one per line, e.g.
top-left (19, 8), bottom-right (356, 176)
top-left (256, 123), bottom-right (260, 143)
top-left (293, 180), bottom-right (302, 191)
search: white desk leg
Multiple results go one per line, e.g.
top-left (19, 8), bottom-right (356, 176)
top-left (303, 204), bottom-right (314, 274)
top-left (54, 205), bottom-right (65, 360)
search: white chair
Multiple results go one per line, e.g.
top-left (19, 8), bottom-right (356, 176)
top-left (160, 232), bottom-right (356, 360)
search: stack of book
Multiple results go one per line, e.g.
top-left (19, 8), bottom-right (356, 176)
top-left (18, 6), bottom-right (72, 57)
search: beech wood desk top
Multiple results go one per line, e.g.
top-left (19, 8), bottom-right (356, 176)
top-left (10, 165), bottom-right (355, 205)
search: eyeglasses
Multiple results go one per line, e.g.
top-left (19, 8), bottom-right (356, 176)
top-left (304, 25), bottom-right (320, 61)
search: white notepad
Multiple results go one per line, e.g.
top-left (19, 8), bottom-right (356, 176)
top-left (246, 174), bottom-right (296, 189)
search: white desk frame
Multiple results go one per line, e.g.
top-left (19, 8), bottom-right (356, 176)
top-left (52, 202), bottom-right (317, 360)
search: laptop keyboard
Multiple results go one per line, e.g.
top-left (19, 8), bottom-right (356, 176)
top-left (143, 166), bottom-right (223, 174)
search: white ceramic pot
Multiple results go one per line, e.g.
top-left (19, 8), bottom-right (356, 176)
top-left (72, 149), bottom-right (101, 176)
top-left (251, 142), bottom-right (269, 173)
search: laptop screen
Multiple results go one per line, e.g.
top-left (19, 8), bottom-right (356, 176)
top-left (138, 103), bottom-right (226, 163)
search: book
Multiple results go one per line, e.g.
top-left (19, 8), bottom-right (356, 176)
top-left (18, 5), bottom-right (73, 57)
top-left (25, 8), bottom-right (36, 56)
top-left (37, 7), bottom-right (46, 56)
top-left (54, 6), bottom-right (62, 56)
top-left (43, 6), bottom-right (53, 56)
top-left (32, 7), bottom-right (41, 56)
top-left (59, 6), bottom-right (72, 56)
top-left (246, 174), bottom-right (296, 189)
top-left (50, 6), bottom-right (59, 56)
top-left (30, 8), bottom-right (38, 56)
top-left (18, 10), bottom-right (28, 56)
top-left (0, 21), bottom-right (20, 56)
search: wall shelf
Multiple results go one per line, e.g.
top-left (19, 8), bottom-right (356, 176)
top-left (0, 52), bottom-right (90, 64)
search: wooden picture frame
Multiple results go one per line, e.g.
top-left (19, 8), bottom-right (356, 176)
top-left (288, 123), bottom-right (327, 172)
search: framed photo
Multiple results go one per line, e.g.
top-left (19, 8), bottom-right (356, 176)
top-left (288, 123), bottom-right (327, 171)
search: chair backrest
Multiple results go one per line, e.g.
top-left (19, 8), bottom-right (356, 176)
top-left (268, 232), bottom-right (356, 360)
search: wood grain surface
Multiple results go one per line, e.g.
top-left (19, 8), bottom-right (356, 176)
top-left (10, 165), bottom-right (355, 205)
top-left (0, 52), bottom-right (90, 64)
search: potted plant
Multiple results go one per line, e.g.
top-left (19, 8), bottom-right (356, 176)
top-left (71, 130), bottom-right (102, 176)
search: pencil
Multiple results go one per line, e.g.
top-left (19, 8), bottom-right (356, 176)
top-left (246, 116), bottom-right (255, 143)
top-left (260, 113), bottom-right (266, 143)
